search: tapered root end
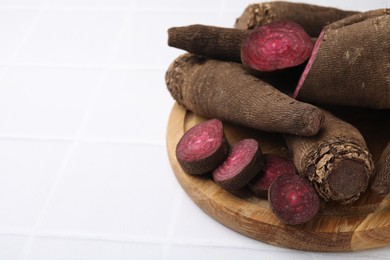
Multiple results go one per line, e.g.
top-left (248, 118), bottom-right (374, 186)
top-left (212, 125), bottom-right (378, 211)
top-left (241, 20), bottom-right (314, 72)
top-left (300, 106), bottom-right (325, 136)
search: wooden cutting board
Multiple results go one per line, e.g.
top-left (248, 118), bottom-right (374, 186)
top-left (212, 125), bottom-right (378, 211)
top-left (166, 102), bottom-right (390, 252)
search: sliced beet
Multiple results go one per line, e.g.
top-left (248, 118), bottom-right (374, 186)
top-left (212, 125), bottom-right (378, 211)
top-left (240, 20), bottom-right (313, 71)
top-left (269, 174), bottom-right (320, 225)
top-left (176, 119), bottom-right (229, 175)
top-left (212, 139), bottom-right (263, 191)
top-left (249, 154), bottom-right (296, 198)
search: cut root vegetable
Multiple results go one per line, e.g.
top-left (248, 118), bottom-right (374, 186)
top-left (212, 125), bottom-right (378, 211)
top-left (283, 110), bottom-right (374, 204)
top-left (168, 21), bottom-right (313, 72)
top-left (269, 174), bottom-right (320, 225)
top-left (166, 54), bottom-right (324, 136)
top-left (293, 9), bottom-right (390, 109)
top-left (176, 119), bottom-right (229, 175)
top-left (213, 139), bottom-right (263, 191)
top-left (235, 1), bottom-right (359, 37)
top-left (249, 154), bottom-right (296, 198)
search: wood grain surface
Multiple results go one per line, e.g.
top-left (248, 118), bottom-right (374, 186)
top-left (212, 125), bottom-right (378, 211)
top-left (166, 102), bottom-right (390, 252)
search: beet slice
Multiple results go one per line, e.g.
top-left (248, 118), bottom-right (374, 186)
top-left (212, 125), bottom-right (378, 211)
top-left (212, 139), bottom-right (263, 191)
top-left (240, 20), bottom-right (313, 71)
top-left (176, 119), bottom-right (229, 175)
top-left (269, 174), bottom-right (320, 225)
top-left (249, 154), bottom-right (296, 198)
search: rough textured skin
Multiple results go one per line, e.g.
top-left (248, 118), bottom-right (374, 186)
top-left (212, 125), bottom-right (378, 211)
top-left (294, 9), bottom-right (390, 109)
top-left (283, 111), bottom-right (374, 204)
top-left (176, 119), bottom-right (230, 175)
top-left (371, 142), bottom-right (390, 196)
top-left (235, 1), bottom-right (359, 37)
top-left (165, 54), bottom-right (324, 136)
top-left (168, 25), bottom-right (249, 63)
top-left (213, 139), bottom-right (264, 191)
top-left (268, 174), bottom-right (320, 225)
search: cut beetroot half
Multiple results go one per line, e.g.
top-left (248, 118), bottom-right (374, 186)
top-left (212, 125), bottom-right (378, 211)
top-left (213, 139), bottom-right (263, 191)
top-left (176, 119), bottom-right (229, 175)
top-left (269, 174), bottom-right (320, 225)
top-left (241, 20), bottom-right (313, 72)
top-left (249, 155), bottom-right (296, 198)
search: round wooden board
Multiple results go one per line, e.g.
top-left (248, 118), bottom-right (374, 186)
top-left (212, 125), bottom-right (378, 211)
top-left (166, 102), bottom-right (390, 252)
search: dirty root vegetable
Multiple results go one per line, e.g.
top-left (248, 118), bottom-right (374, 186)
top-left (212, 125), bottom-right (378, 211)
top-left (176, 118), bottom-right (229, 175)
top-left (269, 173), bottom-right (320, 225)
top-left (168, 21), bottom-right (313, 71)
top-left (213, 139), bottom-right (263, 191)
top-left (371, 142), bottom-right (390, 196)
top-left (283, 111), bottom-right (374, 204)
top-left (249, 154), bottom-right (296, 198)
top-left (165, 54), bottom-right (324, 136)
top-left (294, 9), bottom-right (390, 109)
top-left (235, 1), bottom-right (359, 37)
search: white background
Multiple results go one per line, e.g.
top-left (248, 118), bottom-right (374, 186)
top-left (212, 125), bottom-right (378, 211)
top-left (0, 0), bottom-right (389, 259)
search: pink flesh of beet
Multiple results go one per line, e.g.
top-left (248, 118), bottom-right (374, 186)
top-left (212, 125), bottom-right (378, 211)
top-left (293, 30), bottom-right (324, 98)
top-left (176, 119), bottom-right (223, 163)
top-left (249, 155), bottom-right (296, 198)
top-left (213, 139), bottom-right (258, 181)
top-left (241, 20), bottom-right (314, 72)
top-left (269, 174), bottom-right (320, 225)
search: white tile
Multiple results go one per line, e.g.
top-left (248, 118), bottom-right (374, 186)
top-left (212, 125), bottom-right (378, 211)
top-left (47, 0), bottom-right (133, 8)
top-left (27, 237), bottom-right (162, 260)
top-left (15, 10), bottom-right (126, 65)
top-left (0, 11), bottom-right (37, 62)
top-left (0, 234), bottom-right (28, 260)
top-left (0, 67), bottom-right (102, 137)
top-left (112, 12), bottom-right (226, 68)
top-left (81, 69), bottom-right (174, 144)
top-left (0, 139), bottom-right (70, 229)
top-left (0, 0), bottom-right (44, 7)
top-left (134, 0), bottom-right (224, 11)
top-left (40, 143), bottom-right (178, 239)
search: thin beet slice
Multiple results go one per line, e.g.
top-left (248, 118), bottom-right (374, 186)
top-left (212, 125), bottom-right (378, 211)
top-left (241, 20), bottom-right (313, 71)
top-left (249, 154), bottom-right (296, 198)
top-left (269, 174), bottom-right (320, 225)
top-left (213, 139), bottom-right (263, 191)
top-left (176, 119), bottom-right (229, 175)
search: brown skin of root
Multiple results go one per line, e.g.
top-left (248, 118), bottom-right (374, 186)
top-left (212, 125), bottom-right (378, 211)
top-left (165, 54), bottom-right (324, 136)
top-left (235, 1), bottom-right (359, 37)
top-left (371, 142), bottom-right (390, 196)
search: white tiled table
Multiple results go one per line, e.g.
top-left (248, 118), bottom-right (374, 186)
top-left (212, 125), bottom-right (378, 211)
top-left (0, 0), bottom-right (389, 259)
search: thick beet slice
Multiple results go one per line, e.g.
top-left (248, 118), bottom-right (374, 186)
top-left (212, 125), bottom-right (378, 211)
top-left (176, 119), bottom-right (229, 175)
top-left (241, 20), bottom-right (313, 71)
top-left (249, 154), bottom-right (296, 198)
top-left (213, 139), bottom-right (263, 191)
top-left (269, 174), bottom-right (320, 225)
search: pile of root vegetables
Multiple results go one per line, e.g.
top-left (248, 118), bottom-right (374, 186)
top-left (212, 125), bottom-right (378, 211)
top-left (165, 2), bottom-right (390, 225)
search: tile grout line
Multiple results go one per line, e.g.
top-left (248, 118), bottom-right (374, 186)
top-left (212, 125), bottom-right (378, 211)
top-left (17, 2), bottom-right (136, 259)
top-left (161, 186), bottom-right (185, 259)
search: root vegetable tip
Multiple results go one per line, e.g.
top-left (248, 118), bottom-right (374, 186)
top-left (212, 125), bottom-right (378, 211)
top-left (249, 155), bottom-right (296, 198)
top-left (241, 20), bottom-right (313, 72)
top-left (269, 174), bottom-right (320, 225)
top-left (176, 119), bottom-right (229, 175)
top-left (213, 139), bottom-right (263, 191)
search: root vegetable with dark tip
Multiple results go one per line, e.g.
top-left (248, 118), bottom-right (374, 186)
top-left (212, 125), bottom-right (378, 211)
top-left (249, 154), bottom-right (296, 198)
top-left (213, 139), bottom-right (264, 191)
top-left (168, 20), bottom-right (313, 72)
top-left (283, 111), bottom-right (374, 204)
top-left (268, 173), bottom-right (320, 225)
top-left (371, 142), bottom-right (390, 196)
top-left (235, 1), bottom-right (359, 37)
top-left (176, 118), bottom-right (229, 175)
top-left (293, 9), bottom-right (390, 109)
top-left (165, 54), bottom-right (324, 136)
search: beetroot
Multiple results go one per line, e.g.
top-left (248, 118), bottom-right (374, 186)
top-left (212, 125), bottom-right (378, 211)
top-left (176, 119), bottom-right (229, 175)
top-left (269, 174), bottom-right (320, 225)
top-left (249, 154), bottom-right (296, 198)
top-left (240, 20), bottom-right (313, 71)
top-left (213, 139), bottom-right (263, 191)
